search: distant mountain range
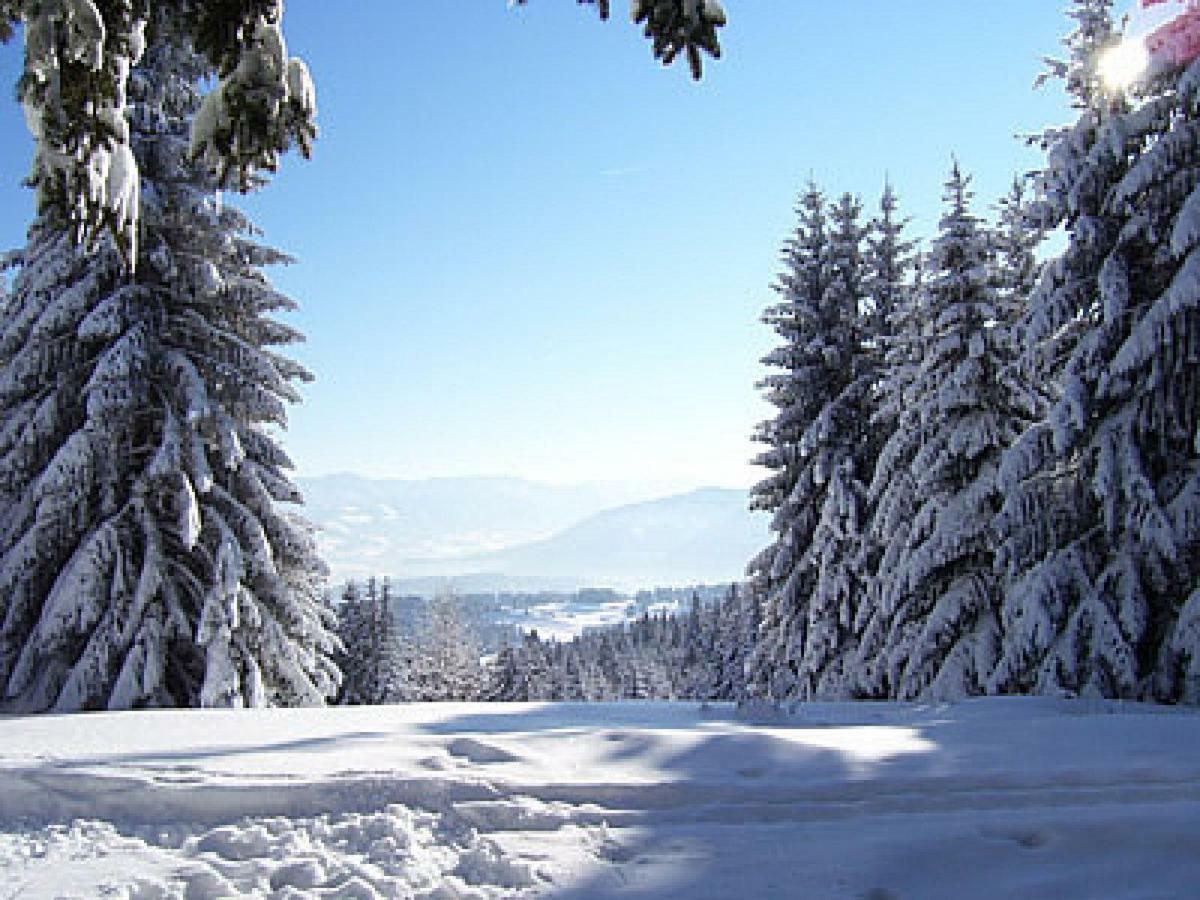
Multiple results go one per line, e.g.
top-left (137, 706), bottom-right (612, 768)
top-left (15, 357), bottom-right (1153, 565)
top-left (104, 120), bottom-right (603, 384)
top-left (434, 488), bottom-right (766, 588)
top-left (297, 475), bottom-right (766, 590)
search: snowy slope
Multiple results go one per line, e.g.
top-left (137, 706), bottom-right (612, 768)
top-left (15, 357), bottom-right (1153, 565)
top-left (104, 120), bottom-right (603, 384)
top-left (2, 698), bottom-right (1198, 898)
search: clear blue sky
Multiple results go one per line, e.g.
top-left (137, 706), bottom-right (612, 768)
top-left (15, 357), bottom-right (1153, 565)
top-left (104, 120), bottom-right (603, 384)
top-left (0, 2), bottom-right (1087, 490)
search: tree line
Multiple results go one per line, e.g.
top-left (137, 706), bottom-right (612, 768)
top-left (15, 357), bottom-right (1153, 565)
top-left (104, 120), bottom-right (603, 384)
top-left (746, 1), bottom-right (1200, 704)
top-left (333, 579), bottom-right (758, 704)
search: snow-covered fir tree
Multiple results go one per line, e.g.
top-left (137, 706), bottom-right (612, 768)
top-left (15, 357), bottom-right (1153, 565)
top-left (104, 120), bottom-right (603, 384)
top-left (6, 0), bottom-right (318, 262)
top-left (490, 637), bottom-right (537, 702)
top-left (991, 175), bottom-right (1053, 453)
top-left (693, 584), bottom-right (758, 701)
top-left (745, 183), bottom-right (836, 700)
top-left (787, 192), bottom-right (875, 699)
top-left (994, 1), bottom-right (1200, 702)
top-left (853, 184), bottom-right (920, 682)
top-left (0, 21), bottom-right (338, 712)
top-left (862, 163), bottom-right (1027, 700)
top-left (745, 185), bottom-right (875, 701)
top-left (992, 177), bottom-right (1043, 325)
top-left (408, 592), bottom-right (484, 702)
top-left (333, 579), bottom-right (403, 705)
top-left (864, 181), bottom-right (918, 338)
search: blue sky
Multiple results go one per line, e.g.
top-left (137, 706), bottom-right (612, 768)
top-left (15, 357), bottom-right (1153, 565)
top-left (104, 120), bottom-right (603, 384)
top-left (0, 2), bottom-right (1085, 490)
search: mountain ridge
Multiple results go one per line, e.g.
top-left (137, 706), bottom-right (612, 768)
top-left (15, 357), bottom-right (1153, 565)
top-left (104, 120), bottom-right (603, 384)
top-left (297, 476), bottom-right (764, 588)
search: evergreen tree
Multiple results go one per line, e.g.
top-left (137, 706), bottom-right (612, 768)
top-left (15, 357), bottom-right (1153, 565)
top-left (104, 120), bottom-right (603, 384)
top-left (0, 22), bottom-right (337, 712)
top-left (788, 192), bottom-right (874, 699)
top-left (707, 583), bottom-right (756, 700)
top-left (992, 177), bottom-right (1043, 321)
top-left (990, 175), bottom-right (1050, 423)
top-left (995, 3), bottom-right (1200, 701)
top-left (488, 644), bottom-right (527, 701)
top-left (410, 592), bottom-right (484, 701)
top-left (746, 184), bottom-right (872, 701)
top-left (864, 181), bottom-right (918, 338)
top-left (524, 0), bottom-right (727, 80)
top-left (866, 163), bottom-right (1025, 700)
top-left (854, 184), bottom-right (920, 692)
top-left (481, 584), bottom-right (752, 703)
top-left (333, 578), bottom-right (402, 705)
top-left (8, 1), bottom-right (317, 262)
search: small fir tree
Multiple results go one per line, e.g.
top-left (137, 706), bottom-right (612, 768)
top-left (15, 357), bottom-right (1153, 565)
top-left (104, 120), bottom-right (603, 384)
top-left (333, 579), bottom-right (403, 705)
top-left (410, 592), bottom-right (484, 701)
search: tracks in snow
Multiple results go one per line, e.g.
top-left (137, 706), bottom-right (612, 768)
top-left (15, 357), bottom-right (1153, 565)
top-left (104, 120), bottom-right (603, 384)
top-left (6, 756), bottom-right (1200, 832)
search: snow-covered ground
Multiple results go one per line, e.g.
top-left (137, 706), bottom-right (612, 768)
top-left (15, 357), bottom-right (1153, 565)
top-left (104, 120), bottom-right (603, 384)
top-left (1, 698), bottom-right (1198, 899)
top-left (503, 596), bottom-right (634, 641)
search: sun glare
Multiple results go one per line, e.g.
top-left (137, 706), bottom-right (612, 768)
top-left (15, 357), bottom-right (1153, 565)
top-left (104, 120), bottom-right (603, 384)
top-left (1100, 39), bottom-right (1150, 92)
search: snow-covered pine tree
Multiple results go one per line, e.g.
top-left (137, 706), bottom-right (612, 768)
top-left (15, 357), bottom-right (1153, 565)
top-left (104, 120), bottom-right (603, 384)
top-left (0, 21), bottom-right (338, 712)
top-left (487, 628), bottom-right (555, 702)
top-left (409, 592), bottom-right (484, 701)
top-left (866, 163), bottom-right (1026, 700)
top-left (706, 583), bottom-right (756, 700)
top-left (852, 183), bottom-right (920, 695)
top-left (487, 644), bottom-right (526, 701)
top-left (992, 177), bottom-right (1043, 323)
top-left (679, 592), bottom-right (713, 697)
top-left (990, 175), bottom-right (1053, 460)
top-left (745, 182), bottom-right (832, 700)
top-left (745, 184), bottom-right (871, 701)
top-left (787, 192), bottom-right (874, 700)
top-left (333, 581), bottom-right (371, 705)
top-left (481, 584), bottom-right (754, 703)
top-left (333, 579), bottom-right (402, 705)
top-left (864, 181), bottom-right (918, 340)
top-left (994, 2), bottom-right (1200, 701)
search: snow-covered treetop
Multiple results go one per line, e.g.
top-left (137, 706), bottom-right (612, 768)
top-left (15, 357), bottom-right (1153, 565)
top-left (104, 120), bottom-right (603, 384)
top-left (3, 0), bottom-right (316, 268)
top-left (865, 180), bottom-right (917, 332)
top-left (927, 161), bottom-right (990, 289)
top-left (1036, 0), bottom-right (1119, 108)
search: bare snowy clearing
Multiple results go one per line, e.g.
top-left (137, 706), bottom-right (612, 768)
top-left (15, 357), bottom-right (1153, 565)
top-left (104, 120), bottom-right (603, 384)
top-left (1, 699), bottom-right (1198, 898)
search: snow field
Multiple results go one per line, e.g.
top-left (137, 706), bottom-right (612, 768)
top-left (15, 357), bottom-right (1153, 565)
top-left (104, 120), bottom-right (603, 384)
top-left (1, 698), bottom-right (1198, 898)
